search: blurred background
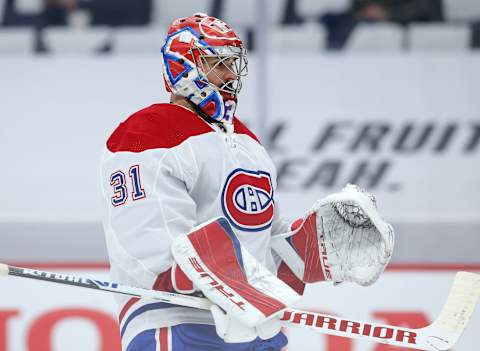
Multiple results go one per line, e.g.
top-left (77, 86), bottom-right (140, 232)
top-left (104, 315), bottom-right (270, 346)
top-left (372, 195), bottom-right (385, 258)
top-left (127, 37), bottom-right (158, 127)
top-left (1, 0), bottom-right (479, 350)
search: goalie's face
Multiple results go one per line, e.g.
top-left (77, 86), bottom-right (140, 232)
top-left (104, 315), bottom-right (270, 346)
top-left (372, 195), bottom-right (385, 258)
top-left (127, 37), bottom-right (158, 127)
top-left (205, 57), bottom-right (236, 91)
top-left (194, 45), bottom-right (248, 100)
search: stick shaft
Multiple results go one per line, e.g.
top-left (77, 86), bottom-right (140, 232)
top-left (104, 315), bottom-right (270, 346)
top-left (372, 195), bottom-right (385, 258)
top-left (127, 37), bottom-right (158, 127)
top-left (2, 264), bottom-right (212, 310)
top-left (1, 263), bottom-right (477, 351)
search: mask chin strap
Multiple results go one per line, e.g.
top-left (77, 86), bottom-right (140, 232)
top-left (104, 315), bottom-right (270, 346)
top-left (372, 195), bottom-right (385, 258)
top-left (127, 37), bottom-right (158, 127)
top-left (187, 99), bottom-right (230, 130)
top-left (190, 86), bottom-right (237, 125)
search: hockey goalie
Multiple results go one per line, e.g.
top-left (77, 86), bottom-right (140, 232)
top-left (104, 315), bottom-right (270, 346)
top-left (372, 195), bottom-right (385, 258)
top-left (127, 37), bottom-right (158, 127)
top-left (99, 13), bottom-right (394, 351)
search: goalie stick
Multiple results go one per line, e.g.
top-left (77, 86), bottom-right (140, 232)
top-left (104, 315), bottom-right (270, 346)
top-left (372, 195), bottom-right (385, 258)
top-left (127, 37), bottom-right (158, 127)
top-left (0, 263), bottom-right (478, 351)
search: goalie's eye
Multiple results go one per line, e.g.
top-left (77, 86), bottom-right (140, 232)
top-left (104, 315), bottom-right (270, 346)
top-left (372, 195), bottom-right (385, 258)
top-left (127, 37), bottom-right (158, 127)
top-left (223, 57), bottom-right (237, 68)
top-left (205, 56), bottom-right (235, 71)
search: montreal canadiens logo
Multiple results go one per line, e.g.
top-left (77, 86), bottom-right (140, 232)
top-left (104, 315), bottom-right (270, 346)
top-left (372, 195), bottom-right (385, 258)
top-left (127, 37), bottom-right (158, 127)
top-left (221, 169), bottom-right (275, 231)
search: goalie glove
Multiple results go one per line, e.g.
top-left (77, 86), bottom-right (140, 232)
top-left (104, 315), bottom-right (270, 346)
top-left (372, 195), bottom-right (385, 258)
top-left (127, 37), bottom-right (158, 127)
top-left (171, 217), bottom-right (300, 342)
top-left (271, 184), bottom-right (394, 287)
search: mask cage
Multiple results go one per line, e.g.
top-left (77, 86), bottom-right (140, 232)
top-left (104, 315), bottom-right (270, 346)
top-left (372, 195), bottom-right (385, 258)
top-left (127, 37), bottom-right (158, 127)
top-left (190, 44), bottom-right (248, 99)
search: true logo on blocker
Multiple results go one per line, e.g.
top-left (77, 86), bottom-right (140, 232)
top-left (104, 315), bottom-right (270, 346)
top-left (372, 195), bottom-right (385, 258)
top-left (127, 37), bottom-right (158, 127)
top-left (221, 169), bottom-right (274, 231)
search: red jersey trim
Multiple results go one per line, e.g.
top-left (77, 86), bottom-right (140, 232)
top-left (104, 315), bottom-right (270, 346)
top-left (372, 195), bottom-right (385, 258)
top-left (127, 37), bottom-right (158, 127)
top-left (107, 104), bottom-right (214, 153)
top-left (233, 117), bottom-right (261, 144)
top-left (107, 104), bottom-right (260, 152)
top-left (118, 268), bottom-right (173, 325)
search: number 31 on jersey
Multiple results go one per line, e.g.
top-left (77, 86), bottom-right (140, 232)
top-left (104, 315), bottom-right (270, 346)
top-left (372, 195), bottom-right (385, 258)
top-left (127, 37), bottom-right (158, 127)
top-left (110, 165), bottom-right (146, 206)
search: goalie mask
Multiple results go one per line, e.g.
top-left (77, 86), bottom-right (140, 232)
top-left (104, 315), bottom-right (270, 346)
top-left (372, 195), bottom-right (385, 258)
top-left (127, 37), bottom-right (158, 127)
top-left (161, 13), bottom-right (248, 124)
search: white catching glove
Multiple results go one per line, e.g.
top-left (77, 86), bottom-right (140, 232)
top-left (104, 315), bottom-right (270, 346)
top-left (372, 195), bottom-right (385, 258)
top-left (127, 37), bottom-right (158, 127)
top-left (271, 184), bottom-right (394, 287)
top-left (320, 184), bottom-right (394, 286)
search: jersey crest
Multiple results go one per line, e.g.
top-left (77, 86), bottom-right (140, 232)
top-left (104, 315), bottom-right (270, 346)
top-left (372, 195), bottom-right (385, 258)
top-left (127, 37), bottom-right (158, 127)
top-left (221, 169), bottom-right (275, 232)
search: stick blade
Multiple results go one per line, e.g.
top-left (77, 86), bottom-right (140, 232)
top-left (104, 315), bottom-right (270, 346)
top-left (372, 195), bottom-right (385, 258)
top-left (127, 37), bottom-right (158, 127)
top-left (420, 271), bottom-right (480, 351)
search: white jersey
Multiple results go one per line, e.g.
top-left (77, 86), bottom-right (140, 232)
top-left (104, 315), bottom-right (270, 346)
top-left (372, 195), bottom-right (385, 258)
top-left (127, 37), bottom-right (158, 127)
top-left (100, 103), bottom-right (289, 348)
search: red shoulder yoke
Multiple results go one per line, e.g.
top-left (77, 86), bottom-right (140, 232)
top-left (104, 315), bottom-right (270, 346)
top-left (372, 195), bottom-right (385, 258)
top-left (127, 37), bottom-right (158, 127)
top-left (107, 104), bottom-right (214, 153)
top-left (233, 117), bottom-right (261, 144)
